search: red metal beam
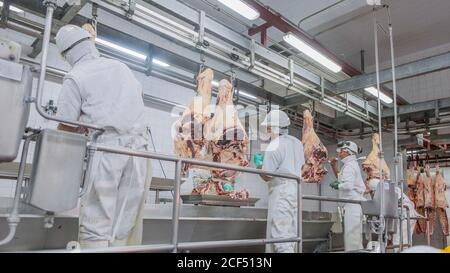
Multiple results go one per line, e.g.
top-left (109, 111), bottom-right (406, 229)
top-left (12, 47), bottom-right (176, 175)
top-left (248, 22), bottom-right (272, 36)
top-left (260, 27), bottom-right (268, 47)
top-left (242, 0), bottom-right (362, 76)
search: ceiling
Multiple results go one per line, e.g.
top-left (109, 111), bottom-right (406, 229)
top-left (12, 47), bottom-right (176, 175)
top-left (6, 0), bottom-right (450, 135)
top-left (182, 0), bottom-right (450, 105)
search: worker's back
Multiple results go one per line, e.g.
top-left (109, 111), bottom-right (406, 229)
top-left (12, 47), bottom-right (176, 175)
top-left (65, 56), bottom-right (146, 136)
top-left (264, 134), bottom-right (304, 183)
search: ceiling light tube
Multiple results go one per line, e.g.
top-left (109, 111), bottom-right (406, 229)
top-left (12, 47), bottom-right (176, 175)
top-left (364, 87), bottom-right (393, 104)
top-left (95, 37), bottom-right (147, 61)
top-left (0, 1), bottom-right (24, 13)
top-left (283, 33), bottom-right (342, 73)
top-left (217, 0), bottom-right (260, 20)
top-left (238, 90), bottom-right (258, 100)
top-left (152, 58), bottom-right (170, 67)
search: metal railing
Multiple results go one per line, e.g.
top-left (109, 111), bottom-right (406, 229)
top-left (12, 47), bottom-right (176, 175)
top-left (91, 144), bottom-right (303, 253)
top-left (28, 143), bottom-right (303, 253)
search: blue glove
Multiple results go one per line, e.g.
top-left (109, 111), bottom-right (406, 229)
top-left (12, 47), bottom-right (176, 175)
top-left (330, 180), bottom-right (340, 190)
top-left (253, 153), bottom-right (264, 169)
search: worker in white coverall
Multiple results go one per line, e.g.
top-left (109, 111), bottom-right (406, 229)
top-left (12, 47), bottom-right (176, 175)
top-left (330, 141), bottom-right (366, 251)
top-left (258, 110), bottom-right (304, 253)
top-left (55, 25), bottom-right (150, 248)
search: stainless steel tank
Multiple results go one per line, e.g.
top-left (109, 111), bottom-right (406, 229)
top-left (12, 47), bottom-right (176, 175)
top-left (0, 57), bottom-right (32, 162)
top-left (25, 129), bottom-right (88, 212)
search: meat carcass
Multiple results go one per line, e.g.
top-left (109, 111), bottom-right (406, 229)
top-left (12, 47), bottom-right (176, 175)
top-left (434, 165), bottom-right (448, 209)
top-left (173, 68), bottom-right (214, 172)
top-left (406, 165), bottom-right (416, 204)
top-left (362, 133), bottom-right (390, 181)
top-left (406, 166), bottom-right (416, 187)
top-left (437, 208), bottom-right (449, 236)
top-left (414, 168), bottom-right (427, 234)
top-left (415, 169), bottom-right (425, 208)
top-left (415, 207), bottom-right (426, 234)
top-left (204, 79), bottom-right (249, 181)
top-left (434, 166), bottom-right (449, 236)
top-left (424, 165), bottom-right (435, 209)
top-left (173, 72), bottom-right (250, 200)
top-left (301, 110), bottom-right (328, 183)
top-left (191, 179), bottom-right (249, 200)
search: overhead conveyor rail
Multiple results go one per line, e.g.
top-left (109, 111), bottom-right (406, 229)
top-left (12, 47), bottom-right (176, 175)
top-left (83, 0), bottom-right (378, 126)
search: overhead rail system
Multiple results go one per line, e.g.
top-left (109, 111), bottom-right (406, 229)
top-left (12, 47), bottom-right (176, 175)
top-left (79, 0), bottom-right (379, 126)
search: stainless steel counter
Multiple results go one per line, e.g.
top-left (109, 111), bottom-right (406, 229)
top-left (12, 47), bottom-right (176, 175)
top-left (0, 198), bottom-right (334, 253)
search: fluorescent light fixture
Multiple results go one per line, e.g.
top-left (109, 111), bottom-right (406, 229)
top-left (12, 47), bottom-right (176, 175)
top-left (364, 87), bottom-right (393, 104)
top-left (0, 1), bottom-right (24, 13)
top-left (95, 37), bottom-right (147, 61)
top-left (283, 33), bottom-right (342, 73)
top-left (212, 81), bottom-right (219, 87)
top-left (152, 58), bottom-right (170, 67)
top-left (238, 90), bottom-right (258, 100)
top-left (217, 0), bottom-right (260, 20)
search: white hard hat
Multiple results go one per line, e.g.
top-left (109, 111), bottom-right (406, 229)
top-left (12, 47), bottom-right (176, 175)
top-left (55, 24), bottom-right (92, 55)
top-left (336, 140), bottom-right (361, 155)
top-left (261, 110), bottom-right (290, 128)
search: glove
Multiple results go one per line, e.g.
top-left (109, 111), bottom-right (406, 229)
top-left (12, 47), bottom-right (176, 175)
top-left (330, 180), bottom-right (340, 190)
top-left (253, 153), bottom-right (264, 169)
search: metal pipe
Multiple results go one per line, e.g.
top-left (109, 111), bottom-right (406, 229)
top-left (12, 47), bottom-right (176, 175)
top-left (297, 178), bottom-right (303, 253)
top-left (32, 237), bottom-right (302, 253)
top-left (387, 5), bottom-right (403, 251)
top-left (312, 6), bottom-right (383, 37)
top-left (302, 195), bottom-right (362, 205)
top-left (0, 134), bottom-right (33, 246)
top-left (297, 0), bottom-right (347, 28)
top-left (405, 206), bottom-right (412, 248)
top-left (373, 9), bottom-right (386, 253)
top-left (34, 3), bottom-right (104, 132)
top-left (79, 131), bottom-right (103, 197)
top-left (94, 144), bottom-right (300, 180)
top-left (178, 237), bottom-right (301, 251)
top-left (171, 159), bottom-right (182, 253)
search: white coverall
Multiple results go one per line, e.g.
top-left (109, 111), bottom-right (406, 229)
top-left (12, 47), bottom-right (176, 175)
top-left (263, 134), bottom-right (304, 253)
top-left (57, 40), bottom-right (149, 247)
top-left (337, 155), bottom-right (366, 251)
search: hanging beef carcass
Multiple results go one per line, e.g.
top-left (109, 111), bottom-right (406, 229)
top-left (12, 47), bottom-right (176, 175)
top-left (434, 165), bottom-right (449, 236)
top-left (423, 165), bottom-right (435, 235)
top-left (301, 110), bottom-right (328, 183)
top-left (192, 79), bottom-right (250, 200)
top-left (173, 71), bottom-right (250, 200)
top-left (173, 68), bottom-right (214, 172)
top-left (406, 165), bottom-right (416, 203)
top-left (424, 165), bottom-right (435, 209)
top-left (205, 79), bottom-right (249, 179)
top-left (362, 133), bottom-right (391, 194)
top-left (414, 168), bottom-right (427, 234)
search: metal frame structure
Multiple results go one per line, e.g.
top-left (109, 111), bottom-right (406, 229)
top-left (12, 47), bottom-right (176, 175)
top-left (0, 0), bottom-right (420, 253)
top-left (82, 0), bottom-right (379, 126)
